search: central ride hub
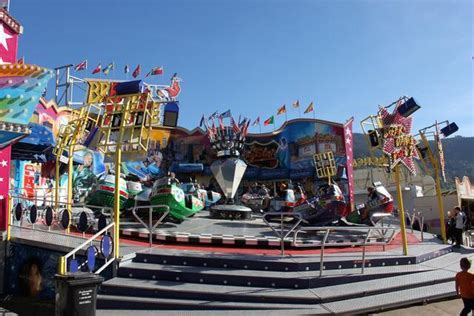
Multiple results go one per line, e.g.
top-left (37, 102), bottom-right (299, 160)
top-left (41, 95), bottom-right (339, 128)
top-left (207, 123), bottom-right (252, 220)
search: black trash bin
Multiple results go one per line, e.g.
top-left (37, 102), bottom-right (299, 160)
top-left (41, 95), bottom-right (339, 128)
top-left (55, 272), bottom-right (104, 316)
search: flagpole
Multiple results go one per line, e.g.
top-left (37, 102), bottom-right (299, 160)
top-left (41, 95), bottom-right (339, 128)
top-left (312, 110), bottom-right (315, 119)
top-left (298, 106), bottom-right (301, 117)
top-left (285, 111), bottom-right (288, 122)
top-left (259, 123), bottom-right (261, 133)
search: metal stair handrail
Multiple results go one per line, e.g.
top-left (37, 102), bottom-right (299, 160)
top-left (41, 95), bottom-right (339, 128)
top-left (59, 221), bottom-right (115, 275)
top-left (262, 212), bottom-right (302, 256)
top-left (293, 226), bottom-right (398, 276)
top-left (130, 203), bottom-right (170, 247)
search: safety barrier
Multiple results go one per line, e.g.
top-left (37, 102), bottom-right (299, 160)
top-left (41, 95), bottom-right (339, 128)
top-left (409, 210), bottom-right (425, 241)
top-left (131, 204), bottom-right (170, 247)
top-left (262, 212), bottom-right (302, 256)
top-left (59, 222), bottom-right (115, 275)
top-left (9, 187), bottom-right (112, 239)
top-left (293, 226), bottom-right (397, 276)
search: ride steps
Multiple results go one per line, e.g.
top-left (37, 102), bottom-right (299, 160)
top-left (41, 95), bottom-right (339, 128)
top-left (97, 246), bottom-right (463, 313)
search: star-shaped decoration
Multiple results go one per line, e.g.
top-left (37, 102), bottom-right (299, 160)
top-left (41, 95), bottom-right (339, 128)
top-left (0, 24), bottom-right (12, 51)
top-left (0, 195), bottom-right (4, 200)
top-left (0, 160), bottom-right (7, 167)
top-left (0, 177), bottom-right (3, 182)
top-left (345, 126), bottom-right (351, 137)
top-left (378, 104), bottom-right (419, 175)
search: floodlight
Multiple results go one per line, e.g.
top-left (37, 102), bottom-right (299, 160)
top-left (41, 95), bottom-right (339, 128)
top-left (397, 97), bottom-right (421, 117)
top-left (440, 122), bottom-right (458, 137)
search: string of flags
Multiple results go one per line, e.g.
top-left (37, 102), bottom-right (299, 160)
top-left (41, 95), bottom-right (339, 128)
top-left (73, 60), bottom-right (166, 79)
top-left (198, 99), bottom-right (316, 132)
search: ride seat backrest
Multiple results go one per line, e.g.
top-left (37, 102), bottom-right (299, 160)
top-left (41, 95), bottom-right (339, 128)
top-left (185, 195), bottom-right (193, 208)
top-left (207, 190), bottom-right (213, 200)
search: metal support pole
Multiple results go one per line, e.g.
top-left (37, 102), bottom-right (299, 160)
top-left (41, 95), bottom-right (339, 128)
top-left (280, 214), bottom-right (284, 257)
top-left (434, 174), bottom-right (446, 242)
top-left (320, 230), bottom-right (330, 277)
top-left (420, 132), bottom-right (446, 243)
top-left (149, 206), bottom-right (153, 247)
top-left (58, 256), bottom-right (66, 275)
top-left (6, 195), bottom-right (12, 241)
top-left (113, 147), bottom-right (122, 258)
top-left (55, 156), bottom-right (60, 211)
top-left (361, 231), bottom-right (371, 274)
top-left (394, 165), bottom-right (408, 255)
top-left (66, 148), bottom-right (73, 233)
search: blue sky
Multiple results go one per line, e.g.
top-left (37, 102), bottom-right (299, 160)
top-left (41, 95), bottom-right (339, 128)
top-left (11, 0), bottom-right (473, 136)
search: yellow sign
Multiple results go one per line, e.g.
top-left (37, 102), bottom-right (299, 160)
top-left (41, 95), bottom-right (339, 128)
top-left (313, 151), bottom-right (336, 178)
top-left (86, 80), bottom-right (112, 104)
top-left (353, 156), bottom-right (388, 169)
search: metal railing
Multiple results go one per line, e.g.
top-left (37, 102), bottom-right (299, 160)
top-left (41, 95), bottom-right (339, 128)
top-left (131, 203), bottom-right (170, 247)
top-left (262, 212), bottom-right (302, 256)
top-left (293, 226), bottom-right (398, 276)
top-left (10, 187), bottom-right (69, 207)
top-left (9, 190), bottom-right (113, 251)
top-left (59, 221), bottom-right (115, 275)
top-left (410, 210), bottom-right (425, 241)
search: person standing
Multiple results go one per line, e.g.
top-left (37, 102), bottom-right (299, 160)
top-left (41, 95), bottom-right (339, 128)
top-left (455, 206), bottom-right (466, 248)
top-left (455, 257), bottom-right (474, 316)
top-left (447, 210), bottom-right (456, 244)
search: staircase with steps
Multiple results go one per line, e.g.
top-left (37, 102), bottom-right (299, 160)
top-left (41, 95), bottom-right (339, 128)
top-left (97, 246), bottom-right (466, 314)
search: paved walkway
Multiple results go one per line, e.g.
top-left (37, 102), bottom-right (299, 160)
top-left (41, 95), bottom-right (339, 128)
top-left (375, 298), bottom-right (463, 315)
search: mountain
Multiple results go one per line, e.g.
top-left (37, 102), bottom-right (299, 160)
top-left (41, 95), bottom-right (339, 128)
top-left (352, 133), bottom-right (474, 186)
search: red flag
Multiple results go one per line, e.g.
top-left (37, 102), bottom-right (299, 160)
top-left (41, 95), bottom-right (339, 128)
top-left (146, 67), bottom-right (164, 77)
top-left (92, 63), bottom-right (102, 74)
top-left (264, 116), bottom-right (274, 126)
top-left (343, 117), bottom-right (354, 216)
top-left (132, 65), bottom-right (141, 78)
top-left (74, 60), bottom-right (87, 71)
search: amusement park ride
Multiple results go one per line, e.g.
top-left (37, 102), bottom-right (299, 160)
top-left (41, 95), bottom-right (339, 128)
top-left (0, 4), bottom-right (466, 314)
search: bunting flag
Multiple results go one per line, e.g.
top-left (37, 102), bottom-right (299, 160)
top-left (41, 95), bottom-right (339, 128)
top-left (92, 63), bottom-right (102, 74)
top-left (74, 60), bottom-right (87, 71)
top-left (199, 115), bottom-right (205, 127)
top-left (264, 116), bottom-right (274, 126)
top-left (218, 115), bottom-right (225, 131)
top-left (212, 121), bottom-right (217, 136)
top-left (304, 101), bottom-right (314, 114)
top-left (208, 111), bottom-right (218, 120)
top-left (277, 104), bottom-right (286, 115)
top-left (252, 116), bottom-right (260, 126)
top-left (242, 119), bottom-right (250, 136)
top-left (132, 64), bottom-right (141, 78)
top-left (102, 62), bottom-right (114, 75)
top-left (124, 65), bottom-right (130, 74)
top-left (231, 117), bottom-right (240, 133)
top-left (146, 66), bottom-right (164, 77)
top-left (292, 100), bottom-right (299, 108)
top-left (17, 57), bottom-right (24, 64)
top-left (221, 109), bottom-right (231, 118)
top-left (343, 117), bottom-right (355, 215)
